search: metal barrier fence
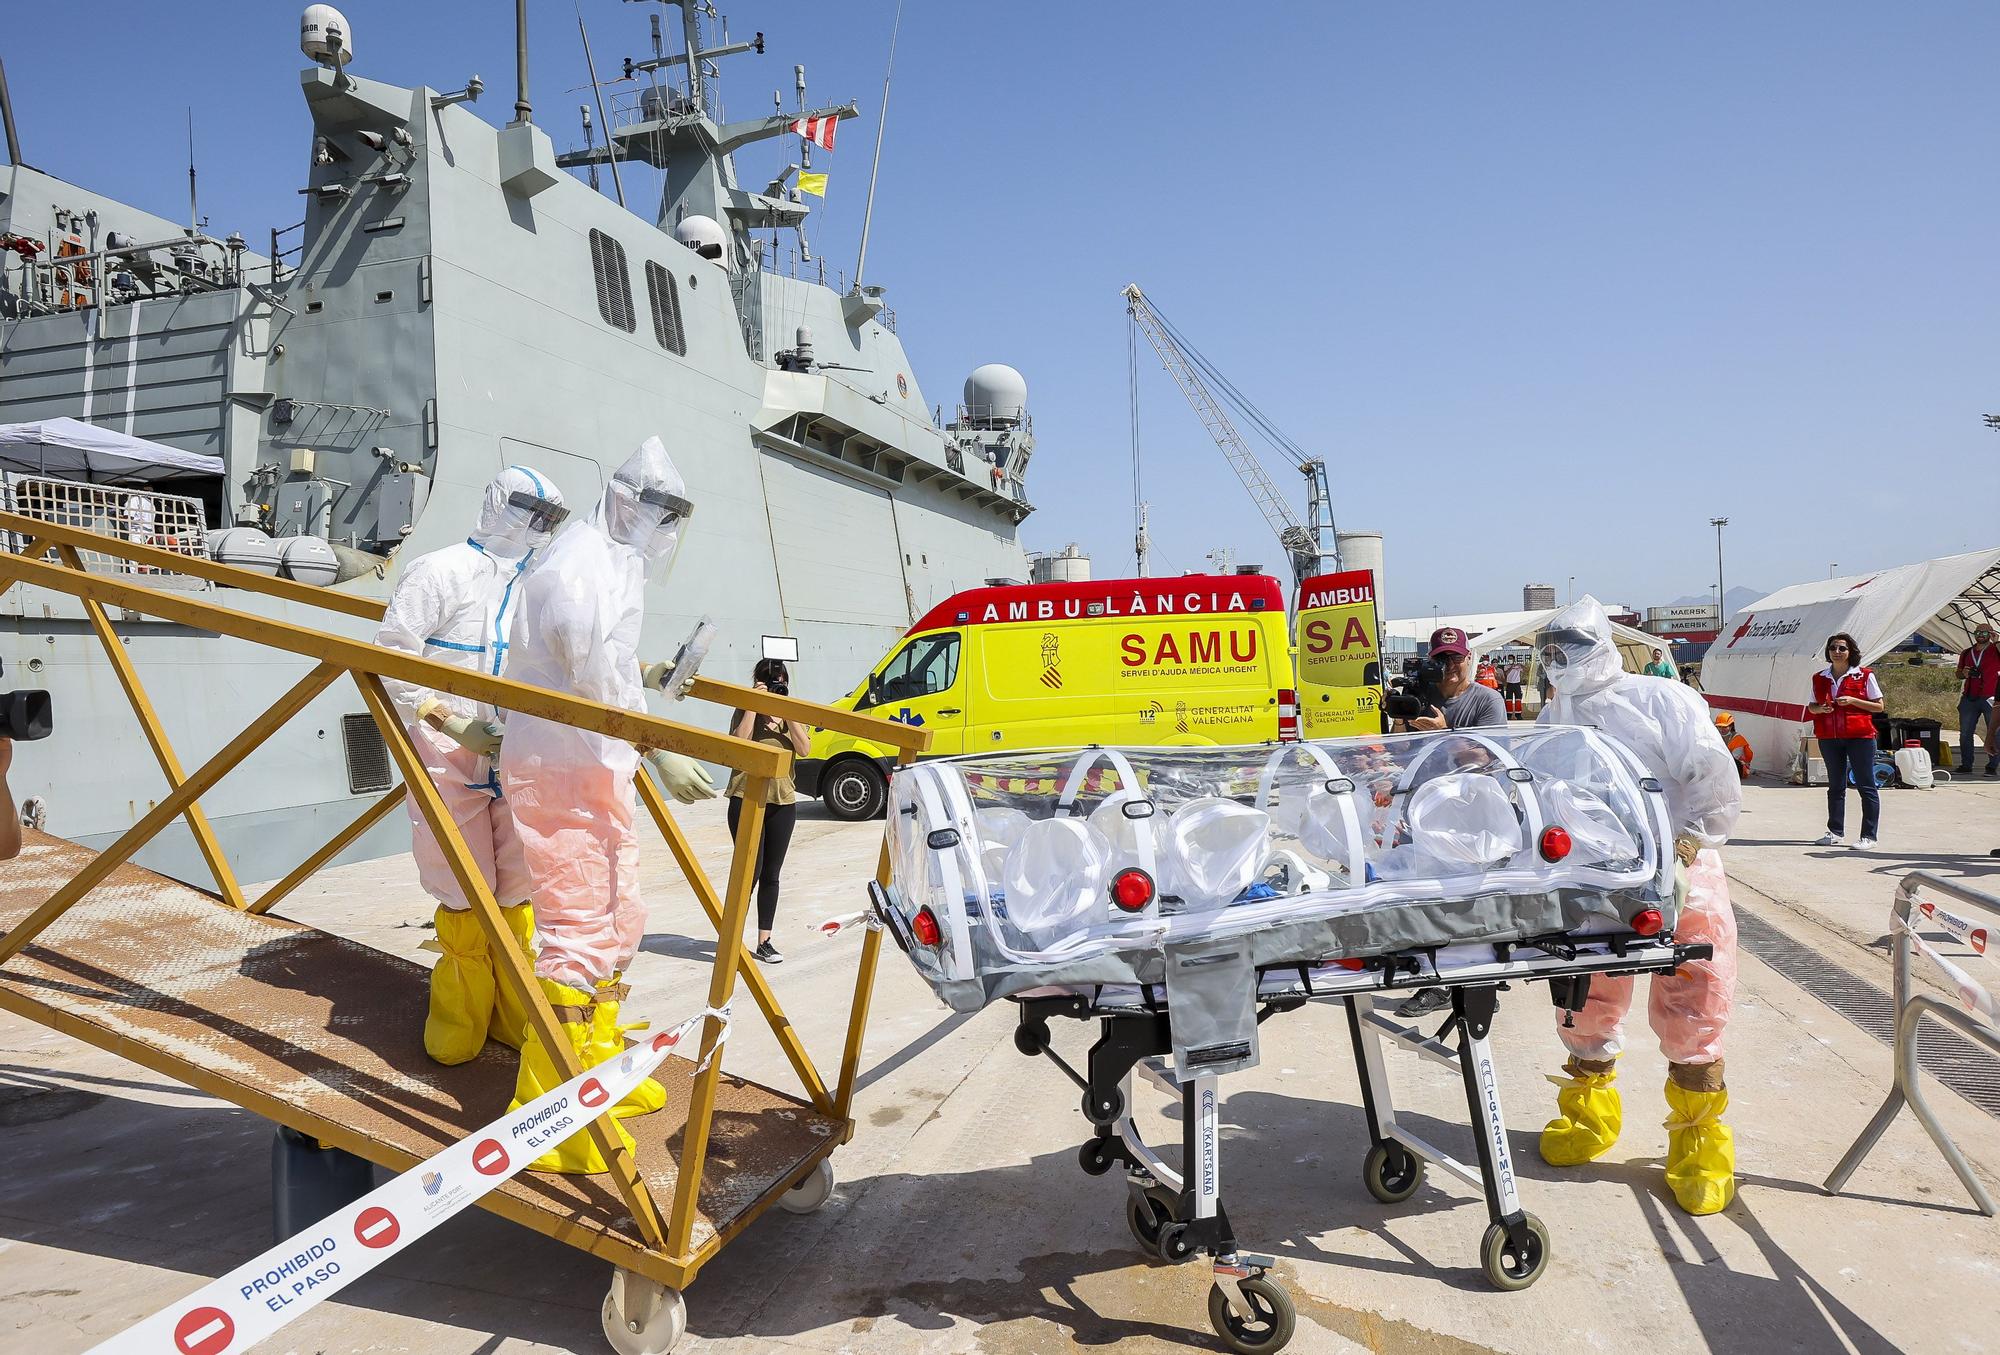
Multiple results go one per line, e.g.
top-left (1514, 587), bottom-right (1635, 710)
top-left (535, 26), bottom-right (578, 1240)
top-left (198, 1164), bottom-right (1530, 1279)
top-left (1824, 871), bottom-right (1999, 1215)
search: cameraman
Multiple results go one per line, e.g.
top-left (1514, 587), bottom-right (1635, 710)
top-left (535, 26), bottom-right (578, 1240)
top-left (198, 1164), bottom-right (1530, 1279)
top-left (0, 737), bottom-right (20, 860)
top-left (1399, 627), bottom-right (1507, 732)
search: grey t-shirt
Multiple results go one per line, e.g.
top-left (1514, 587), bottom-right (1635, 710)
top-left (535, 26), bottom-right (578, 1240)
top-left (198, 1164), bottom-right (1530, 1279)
top-left (1442, 683), bottom-right (1508, 729)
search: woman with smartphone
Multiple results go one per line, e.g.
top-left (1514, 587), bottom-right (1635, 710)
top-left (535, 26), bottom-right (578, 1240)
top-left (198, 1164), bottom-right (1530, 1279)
top-left (728, 657), bottom-right (813, 963)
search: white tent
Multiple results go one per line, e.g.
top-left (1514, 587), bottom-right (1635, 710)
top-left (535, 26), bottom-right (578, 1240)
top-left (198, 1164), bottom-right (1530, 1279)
top-left (1699, 548), bottom-right (2000, 773)
top-left (0, 417), bottom-right (223, 484)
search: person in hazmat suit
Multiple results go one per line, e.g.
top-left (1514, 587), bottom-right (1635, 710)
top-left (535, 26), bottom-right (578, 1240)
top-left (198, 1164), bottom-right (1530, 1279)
top-left (1534, 596), bottom-right (1742, 1214)
top-left (375, 466), bottom-right (569, 1066)
top-left (500, 436), bottom-right (719, 1173)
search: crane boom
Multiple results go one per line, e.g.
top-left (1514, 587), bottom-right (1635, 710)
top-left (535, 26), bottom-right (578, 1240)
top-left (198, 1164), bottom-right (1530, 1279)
top-left (1123, 284), bottom-right (1332, 586)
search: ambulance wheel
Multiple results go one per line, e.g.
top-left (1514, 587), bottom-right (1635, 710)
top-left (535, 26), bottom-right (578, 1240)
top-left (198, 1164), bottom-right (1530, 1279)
top-left (778, 1158), bottom-right (835, 1214)
top-left (1206, 1275), bottom-right (1296, 1354)
top-left (1079, 1138), bottom-right (1116, 1176)
top-left (1479, 1215), bottom-right (1550, 1291)
top-left (823, 758), bottom-right (887, 821)
top-left (1362, 1141), bottom-right (1424, 1204)
top-left (601, 1269), bottom-right (686, 1355)
top-left (1156, 1220), bottom-right (1198, 1265)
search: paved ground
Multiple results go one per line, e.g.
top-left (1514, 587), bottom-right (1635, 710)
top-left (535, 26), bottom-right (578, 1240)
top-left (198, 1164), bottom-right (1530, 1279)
top-left (4, 775), bottom-right (1999, 1354)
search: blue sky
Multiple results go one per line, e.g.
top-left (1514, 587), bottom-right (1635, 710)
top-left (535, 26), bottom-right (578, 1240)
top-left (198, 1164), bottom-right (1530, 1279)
top-left (10, 2), bottom-right (1994, 619)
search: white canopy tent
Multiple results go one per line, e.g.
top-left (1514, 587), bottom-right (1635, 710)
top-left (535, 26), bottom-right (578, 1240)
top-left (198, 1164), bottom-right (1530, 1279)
top-left (1699, 548), bottom-right (2000, 773)
top-left (0, 418), bottom-right (223, 484)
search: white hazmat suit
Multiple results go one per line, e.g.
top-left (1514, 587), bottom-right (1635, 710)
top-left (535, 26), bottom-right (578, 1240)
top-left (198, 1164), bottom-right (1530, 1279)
top-left (375, 465), bottom-right (567, 1065)
top-left (1534, 596), bottom-right (1742, 1214)
top-left (498, 437), bottom-right (713, 1173)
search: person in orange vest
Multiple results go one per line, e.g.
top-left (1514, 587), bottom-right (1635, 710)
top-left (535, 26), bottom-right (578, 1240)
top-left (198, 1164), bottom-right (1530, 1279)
top-left (1475, 654), bottom-right (1500, 690)
top-left (1714, 712), bottom-right (1753, 780)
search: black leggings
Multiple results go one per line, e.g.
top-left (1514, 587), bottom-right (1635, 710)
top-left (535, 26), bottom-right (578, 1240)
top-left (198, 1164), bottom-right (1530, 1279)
top-left (726, 797), bottom-right (798, 933)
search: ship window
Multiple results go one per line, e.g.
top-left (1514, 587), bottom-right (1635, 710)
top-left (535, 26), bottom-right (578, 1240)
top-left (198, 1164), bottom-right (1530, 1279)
top-left (644, 260), bottom-right (686, 355)
top-left (589, 228), bottom-right (636, 333)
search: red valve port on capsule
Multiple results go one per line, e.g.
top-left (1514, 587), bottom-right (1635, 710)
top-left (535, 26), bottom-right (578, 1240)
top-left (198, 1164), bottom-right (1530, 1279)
top-left (1538, 826), bottom-right (1572, 862)
top-left (1631, 908), bottom-right (1664, 937)
top-left (911, 906), bottom-right (942, 948)
top-left (1111, 868), bottom-right (1155, 912)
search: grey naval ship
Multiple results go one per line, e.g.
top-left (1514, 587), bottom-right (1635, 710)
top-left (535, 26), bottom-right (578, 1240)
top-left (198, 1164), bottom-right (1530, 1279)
top-left (0, 3), bottom-right (1037, 884)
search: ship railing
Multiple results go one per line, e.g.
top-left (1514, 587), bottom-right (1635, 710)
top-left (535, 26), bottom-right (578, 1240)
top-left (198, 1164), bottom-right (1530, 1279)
top-left (13, 230), bottom-right (247, 316)
top-left (1, 474), bottom-right (209, 587)
top-left (0, 506), bottom-right (931, 1289)
top-left (270, 219), bottom-right (305, 285)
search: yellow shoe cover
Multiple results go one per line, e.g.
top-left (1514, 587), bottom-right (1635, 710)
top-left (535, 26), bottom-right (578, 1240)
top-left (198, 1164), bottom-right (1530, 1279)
top-left (1539, 1061), bottom-right (1622, 1166)
top-left (509, 979), bottom-right (637, 1175)
top-left (590, 978), bottom-right (667, 1120)
top-left (487, 901), bottom-right (538, 1050)
top-left (1663, 1081), bottom-right (1735, 1215)
top-left (424, 906), bottom-right (494, 1066)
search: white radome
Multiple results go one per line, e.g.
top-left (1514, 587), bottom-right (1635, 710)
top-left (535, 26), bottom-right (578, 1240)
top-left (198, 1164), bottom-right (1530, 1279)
top-left (964, 364), bottom-right (1027, 424)
top-left (300, 6), bottom-right (354, 65)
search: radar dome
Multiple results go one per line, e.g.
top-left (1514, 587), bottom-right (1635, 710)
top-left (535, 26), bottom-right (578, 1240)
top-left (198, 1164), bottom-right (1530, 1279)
top-left (963, 364), bottom-right (1027, 426)
top-left (675, 215), bottom-right (726, 263)
top-left (300, 6), bottom-right (354, 64)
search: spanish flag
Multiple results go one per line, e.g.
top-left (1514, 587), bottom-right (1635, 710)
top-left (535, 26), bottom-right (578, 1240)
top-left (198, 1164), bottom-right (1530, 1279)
top-left (797, 172), bottom-right (828, 198)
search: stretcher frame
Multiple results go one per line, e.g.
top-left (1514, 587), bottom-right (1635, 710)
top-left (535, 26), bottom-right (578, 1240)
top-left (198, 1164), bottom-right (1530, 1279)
top-left (0, 510), bottom-right (928, 1305)
top-left (1001, 929), bottom-right (1712, 1348)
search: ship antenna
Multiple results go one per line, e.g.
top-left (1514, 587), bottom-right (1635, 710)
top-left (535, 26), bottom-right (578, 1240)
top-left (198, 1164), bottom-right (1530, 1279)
top-left (0, 58), bottom-right (23, 167)
top-left (514, 0), bottom-right (534, 123)
top-left (577, 6), bottom-right (627, 207)
top-left (852, 0), bottom-right (903, 289)
top-left (186, 108), bottom-right (199, 236)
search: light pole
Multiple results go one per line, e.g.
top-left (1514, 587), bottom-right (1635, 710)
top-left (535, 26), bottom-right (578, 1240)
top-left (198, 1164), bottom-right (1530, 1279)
top-left (1710, 518), bottom-right (1728, 625)
top-left (1567, 575), bottom-right (1575, 604)
top-left (1829, 562), bottom-right (1838, 579)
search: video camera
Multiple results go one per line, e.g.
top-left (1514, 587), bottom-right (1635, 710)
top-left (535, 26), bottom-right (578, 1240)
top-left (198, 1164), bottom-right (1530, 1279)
top-left (1383, 655), bottom-right (1446, 723)
top-left (0, 656), bottom-right (51, 741)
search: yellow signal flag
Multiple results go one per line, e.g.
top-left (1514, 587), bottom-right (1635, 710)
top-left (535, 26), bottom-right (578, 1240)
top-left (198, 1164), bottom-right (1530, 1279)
top-left (797, 171), bottom-right (829, 197)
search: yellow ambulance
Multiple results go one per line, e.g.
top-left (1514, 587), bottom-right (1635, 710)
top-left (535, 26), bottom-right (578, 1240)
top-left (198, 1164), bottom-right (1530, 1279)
top-left (798, 574), bottom-right (1296, 819)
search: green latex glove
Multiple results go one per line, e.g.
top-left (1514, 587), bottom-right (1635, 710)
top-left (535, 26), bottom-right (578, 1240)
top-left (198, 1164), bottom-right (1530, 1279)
top-left (647, 749), bottom-right (718, 803)
top-left (437, 714), bottom-right (503, 759)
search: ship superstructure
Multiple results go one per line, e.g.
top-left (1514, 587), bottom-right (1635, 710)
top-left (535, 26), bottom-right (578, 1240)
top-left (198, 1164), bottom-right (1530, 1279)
top-left (0, 3), bottom-right (1037, 884)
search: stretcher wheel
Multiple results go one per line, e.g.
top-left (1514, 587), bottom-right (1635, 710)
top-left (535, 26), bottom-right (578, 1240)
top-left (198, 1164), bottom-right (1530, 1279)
top-left (1479, 1214), bottom-right (1551, 1291)
top-left (1126, 1192), bottom-right (1167, 1251)
top-left (1362, 1141), bottom-right (1424, 1204)
top-left (778, 1157), bottom-right (835, 1214)
top-left (1083, 1085), bottom-right (1123, 1126)
top-left (601, 1269), bottom-right (686, 1355)
top-left (1014, 1020), bottom-right (1050, 1057)
top-left (1207, 1275), bottom-right (1296, 1354)
top-left (1156, 1220), bottom-right (1197, 1264)
top-left (1079, 1138), bottom-right (1116, 1176)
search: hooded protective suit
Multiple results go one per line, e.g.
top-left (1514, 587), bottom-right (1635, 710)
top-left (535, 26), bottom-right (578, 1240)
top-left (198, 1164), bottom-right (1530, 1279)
top-left (499, 438), bottom-right (695, 1171)
top-left (375, 465), bottom-right (566, 1063)
top-left (1535, 596), bottom-right (1741, 1214)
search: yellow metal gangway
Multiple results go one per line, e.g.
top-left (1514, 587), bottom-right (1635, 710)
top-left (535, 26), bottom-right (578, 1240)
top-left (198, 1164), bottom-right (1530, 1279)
top-left (0, 509), bottom-right (928, 1344)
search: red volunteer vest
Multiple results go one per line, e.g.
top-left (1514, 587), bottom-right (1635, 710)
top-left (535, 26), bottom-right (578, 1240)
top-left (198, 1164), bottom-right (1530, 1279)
top-left (1811, 667), bottom-right (1877, 740)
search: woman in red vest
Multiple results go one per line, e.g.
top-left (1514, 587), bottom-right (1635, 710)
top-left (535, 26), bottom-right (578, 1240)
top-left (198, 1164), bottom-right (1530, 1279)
top-left (1808, 631), bottom-right (1884, 849)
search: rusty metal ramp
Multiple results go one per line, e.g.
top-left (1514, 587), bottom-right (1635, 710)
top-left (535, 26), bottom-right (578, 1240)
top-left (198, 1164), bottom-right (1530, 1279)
top-left (0, 828), bottom-right (842, 1278)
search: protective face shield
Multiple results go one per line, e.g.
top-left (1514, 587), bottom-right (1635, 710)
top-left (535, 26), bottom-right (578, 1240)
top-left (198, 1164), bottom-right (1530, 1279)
top-left (1534, 596), bottom-right (1623, 695)
top-left (1157, 797), bottom-right (1272, 911)
top-left (602, 436), bottom-right (693, 571)
top-left (475, 465), bottom-right (568, 559)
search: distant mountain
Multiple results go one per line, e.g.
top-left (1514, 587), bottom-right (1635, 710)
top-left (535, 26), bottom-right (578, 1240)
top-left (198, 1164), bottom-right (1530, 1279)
top-left (1666, 586), bottom-right (1763, 616)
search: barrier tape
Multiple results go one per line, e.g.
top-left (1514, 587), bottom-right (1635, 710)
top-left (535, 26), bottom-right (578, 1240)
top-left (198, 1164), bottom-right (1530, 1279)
top-left (1915, 899), bottom-right (1992, 961)
top-left (1903, 923), bottom-right (1998, 1027)
top-left (811, 908), bottom-right (874, 940)
top-left (90, 1003), bottom-right (731, 1355)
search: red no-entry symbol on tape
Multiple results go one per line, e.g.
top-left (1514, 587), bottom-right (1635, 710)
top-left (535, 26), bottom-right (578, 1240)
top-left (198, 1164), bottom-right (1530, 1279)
top-left (354, 1205), bottom-right (401, 1249)
top-left (651, 1029), bottom-right (679, 1052)
top-left (1973, 928), bottom-right (1989, 956)
top-left (579, 1078), bottom-right (609, 1109)
top-left (472, 1138), bottom-right (510, 1176)
top-left (174, 1305), bottom-right (235, 1355)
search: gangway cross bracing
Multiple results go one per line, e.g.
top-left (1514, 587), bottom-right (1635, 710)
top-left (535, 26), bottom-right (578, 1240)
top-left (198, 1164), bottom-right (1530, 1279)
top-left (0, 509), bottom-right (929, 1350)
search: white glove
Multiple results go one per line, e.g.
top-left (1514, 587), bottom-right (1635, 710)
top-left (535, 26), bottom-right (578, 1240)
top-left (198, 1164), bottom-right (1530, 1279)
top-left (641, 659), bottom-right (671, 691)
top-left (647, 749), bottom-right (718, 803)
top-left (437, 714), bottom-right (504, 759)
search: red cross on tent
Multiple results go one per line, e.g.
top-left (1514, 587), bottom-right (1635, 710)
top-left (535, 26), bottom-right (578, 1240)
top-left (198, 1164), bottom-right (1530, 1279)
top-left (790, 115), bottom-right (838, 150)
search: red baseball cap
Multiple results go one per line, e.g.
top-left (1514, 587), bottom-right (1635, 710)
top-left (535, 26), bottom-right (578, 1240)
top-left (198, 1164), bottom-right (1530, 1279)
top-left (1429, 627), bottom-right (1471, 658)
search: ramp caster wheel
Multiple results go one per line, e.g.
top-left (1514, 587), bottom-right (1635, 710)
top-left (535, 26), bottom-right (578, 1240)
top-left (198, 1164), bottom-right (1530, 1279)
top-left (1362, 1141), bottom-right (1424, 1204)
top-left (1156, 1220), bottom-right (1197, 1265)
top-left (1079, 1138), bottom-right (1116, 1176)
top-left (1207, 1274), bottom-right (1296, 1354)
top-left (601, 1269), bottom-right (686, 1355)
top-left (778, 1157), bottom-right (835, 1214)
top-left (1479, 1214), bottom-right (1551, 1291)
top-left (1124, 1187), bottom-right (1176, 1252)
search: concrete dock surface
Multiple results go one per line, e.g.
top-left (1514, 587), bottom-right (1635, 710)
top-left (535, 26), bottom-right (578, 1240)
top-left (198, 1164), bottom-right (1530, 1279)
top-left (4, 776), bottom-right (1998, 1353)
